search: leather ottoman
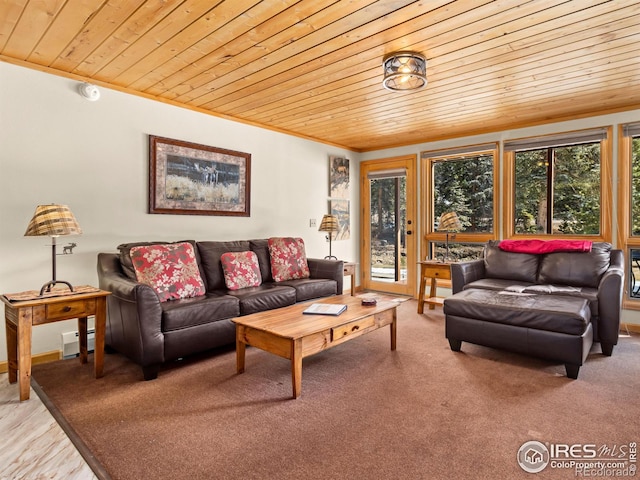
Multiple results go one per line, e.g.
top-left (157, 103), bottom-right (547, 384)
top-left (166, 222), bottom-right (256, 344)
top-left (443, 288), bottom-right (593, 378)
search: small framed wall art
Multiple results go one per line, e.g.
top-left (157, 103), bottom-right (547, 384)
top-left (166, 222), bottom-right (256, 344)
top-left (330, 199), bottom-right (350, 240)
top-left (329, 156), bottom-right (349, 198)
top-left (149, 135), bottom-right (251, 216)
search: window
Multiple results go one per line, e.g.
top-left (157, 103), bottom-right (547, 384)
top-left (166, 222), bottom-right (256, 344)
top-left (421, 144), bottom-right (498, 262)
top-left (504, 128), bottom-right (612, 240)
top-left (369, 170), bottom-right (407, 282)
top-left (619, 122), bottom-right (640, 306)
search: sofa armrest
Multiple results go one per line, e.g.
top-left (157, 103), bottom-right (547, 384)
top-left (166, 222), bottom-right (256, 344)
top-left (596, 249), bottom-right (624, 352)
top-left (451, 259), bottom-right (486, 294)
top-left (97, 253), bottom-right (164, 367)
top-left (307, 258), bottom-right (344, 295)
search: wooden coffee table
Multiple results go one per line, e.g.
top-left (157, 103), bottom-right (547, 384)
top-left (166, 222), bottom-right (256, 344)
top-left (233, 294), bottom-right (398, 398)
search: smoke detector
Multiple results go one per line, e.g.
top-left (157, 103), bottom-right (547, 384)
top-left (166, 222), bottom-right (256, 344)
top-left (78, 82), bottom-right (100, 101)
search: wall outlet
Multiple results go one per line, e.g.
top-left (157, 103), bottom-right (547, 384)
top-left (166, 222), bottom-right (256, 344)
top-left (309, 218), bottom-right (316, 227)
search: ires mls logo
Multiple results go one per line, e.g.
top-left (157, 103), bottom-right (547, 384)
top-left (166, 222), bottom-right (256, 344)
top-left (518, 441), bottom-right (637, 475)
top-left (518, 441), bottom-right (550, 473)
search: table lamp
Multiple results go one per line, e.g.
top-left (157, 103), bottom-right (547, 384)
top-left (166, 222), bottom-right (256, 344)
top-left (318, 214), bottom-right (339, 260)
top-left (437, 211), bottom-right (462, 261)
top-left (24, 204), bottom-right (82, 295)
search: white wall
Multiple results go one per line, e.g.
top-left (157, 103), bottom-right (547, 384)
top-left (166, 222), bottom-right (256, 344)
top-left (0, 62), bottom-right (359, 360)
top-left (361, 110), bottom-right (640, 326)
top-left (2, 62), bottom-right (639, 362)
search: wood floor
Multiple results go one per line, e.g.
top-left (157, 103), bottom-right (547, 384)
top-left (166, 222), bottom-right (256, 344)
top-left (0, 373), bottom-right (97, 480)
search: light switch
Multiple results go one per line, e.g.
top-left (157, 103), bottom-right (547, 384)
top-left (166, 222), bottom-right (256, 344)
top-left (309, 218), bottom-right (316, 227)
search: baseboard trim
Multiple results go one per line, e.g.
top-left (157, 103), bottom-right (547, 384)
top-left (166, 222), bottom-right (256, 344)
top-left (0, 350), bottom-right (61, 374)
top-left (622, 323), bottom-right (640, 334)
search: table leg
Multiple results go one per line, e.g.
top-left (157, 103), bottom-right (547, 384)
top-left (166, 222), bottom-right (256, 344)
top-left (17, 308), bottom-right (33, 401)
top-left (78, 316), bottom-right (88, 364)
top-left (417, 268), bottom-right (427, 314)
top-left (94, 296), bottom-right (106, 378)
top-left (428, 278), bottom-right (437, 310)
top-left (350, 274), bottom-right (355, 296)
top-left (291, 339), bottom-right (302, 399)
top-left (5, 317), bottom-right (17, 384)
top-left (390, 309), bottom-right (397, 351)
top-left (236, 326), bottom-right (246, 374)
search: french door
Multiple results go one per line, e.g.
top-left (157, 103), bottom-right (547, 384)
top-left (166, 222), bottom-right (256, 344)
top-left (360, 155), bottom-right (417, 296)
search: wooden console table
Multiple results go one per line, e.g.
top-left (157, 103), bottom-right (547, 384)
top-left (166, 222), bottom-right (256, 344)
top-left (1, 287), bottom-right (111, 401)
top-left (417, 260), bottom-right (452, 313)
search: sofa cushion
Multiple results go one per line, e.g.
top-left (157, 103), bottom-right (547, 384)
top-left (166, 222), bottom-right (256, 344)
top-left (463, 278), bottom-right (535, 292)
top-left (161, 292), bottom-right (240, 332)
top-left (130, 242), bottom-right (206, 302)
top-left (276, 278), bottom-right (338, 302)
top-left (220, 251), bottom-right (262, 290)
top-left (197, 241), bottom-right (251, 291)
top-left (227, 284), bottom-right (297, 315)
top-left (538, 242), bottom-right (612, 288)
top-left (268, 237), bottom-right (310, 282)
top-left (484, 240), bottom-right (538, 283)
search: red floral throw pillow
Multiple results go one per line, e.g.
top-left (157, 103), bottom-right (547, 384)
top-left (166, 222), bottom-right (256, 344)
top-left (220, 251), bottom-right (262, 290)
top-left (130, 242), bottom-right (206, 302)
top-left (268, 237), bottom-right (310, 282)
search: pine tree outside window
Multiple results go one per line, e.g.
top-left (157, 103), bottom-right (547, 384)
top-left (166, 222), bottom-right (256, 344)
top-left (421, 144), bottom-right (499, 262)
top-left (504, 128), bottom-right (612, 241)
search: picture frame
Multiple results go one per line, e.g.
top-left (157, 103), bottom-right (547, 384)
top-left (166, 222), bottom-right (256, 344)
top-left (330, 199), bottom-right (350, 240)
top-left (329, 156), bottom-right (349, 198)
top-left (149, 135), bottom-right (251, 216)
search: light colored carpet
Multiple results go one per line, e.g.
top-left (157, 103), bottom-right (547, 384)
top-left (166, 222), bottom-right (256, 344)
top-left (32, 300), bottom-right (640, 480)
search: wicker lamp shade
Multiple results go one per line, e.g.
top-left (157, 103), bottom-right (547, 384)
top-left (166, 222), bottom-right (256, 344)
top-left (318, 214), bottom-right (339, 233)
top-left (437, 211), bottom-right (462, 232)
top-left (25, 204), bottom-right (82, 237)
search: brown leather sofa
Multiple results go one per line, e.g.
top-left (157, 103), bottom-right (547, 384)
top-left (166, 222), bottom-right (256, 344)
top-left (97, 239), bottom-right (343, 380)
top-left (445, 241), bottom-right (624, 377)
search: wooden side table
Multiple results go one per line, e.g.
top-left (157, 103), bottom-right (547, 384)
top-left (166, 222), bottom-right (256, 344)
top-left (343, 262), bottom-right (357, 296)
top-left (417, 261), bottom-right (452, 313)
top-left (1, 287), bottom-right (111, 401)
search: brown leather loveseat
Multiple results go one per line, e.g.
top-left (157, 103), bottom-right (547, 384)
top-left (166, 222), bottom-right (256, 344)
top-left (97, 238), bottom-right (343, 380)
top-left (444, 240), bottom-right (624, 378)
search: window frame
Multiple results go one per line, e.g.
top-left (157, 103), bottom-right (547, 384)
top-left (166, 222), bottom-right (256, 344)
top-left (420, 143), bottom-right (499, 261)
top-left (618, 123), bottom-right (640, 309)
top-left (503, 127), bottom-right (613, 241)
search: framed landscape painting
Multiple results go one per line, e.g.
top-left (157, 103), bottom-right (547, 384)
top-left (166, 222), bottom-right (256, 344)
top-left (149, 135), bottom-right (251, 216)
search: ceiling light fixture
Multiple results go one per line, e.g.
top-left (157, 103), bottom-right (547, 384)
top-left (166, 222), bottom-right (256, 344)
top-left (382, 51), bottom-right (427, 92)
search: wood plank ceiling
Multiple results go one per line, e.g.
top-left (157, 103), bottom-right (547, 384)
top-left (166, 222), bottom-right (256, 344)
top-left (1, 0), bottom-right (639, 152)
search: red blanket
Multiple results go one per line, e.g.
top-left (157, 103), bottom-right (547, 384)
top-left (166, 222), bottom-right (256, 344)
top-left (498, 239), bottom-right (592, 254)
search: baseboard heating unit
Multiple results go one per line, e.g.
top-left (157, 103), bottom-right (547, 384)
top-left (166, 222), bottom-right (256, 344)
top-left (62, 328), bottom-right (95, 359)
